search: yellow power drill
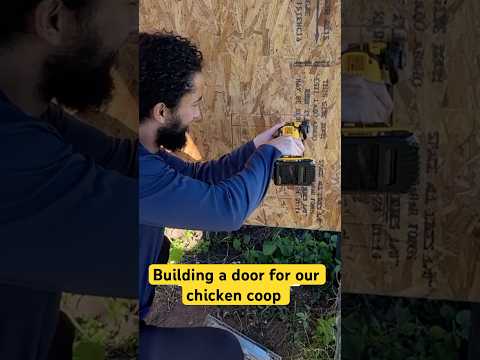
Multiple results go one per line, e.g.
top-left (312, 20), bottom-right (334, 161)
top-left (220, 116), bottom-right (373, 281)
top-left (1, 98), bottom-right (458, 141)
top-left (341, 40), bottom-right (419, 193)
top-left (273, 120), bottom-right (316, 186)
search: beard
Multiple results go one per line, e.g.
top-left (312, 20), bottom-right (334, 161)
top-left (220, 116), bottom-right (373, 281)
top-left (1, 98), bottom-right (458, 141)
top-left (155, 113), bottom-right (188, 152)
top-left (40, 30), bottom-right (118, 112)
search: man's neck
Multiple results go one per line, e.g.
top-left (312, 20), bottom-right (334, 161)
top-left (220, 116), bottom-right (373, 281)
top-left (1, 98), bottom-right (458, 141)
top-left (139, 121), bottom-right (160, 154)
top-left (0, 42), bottom-right (49, 117)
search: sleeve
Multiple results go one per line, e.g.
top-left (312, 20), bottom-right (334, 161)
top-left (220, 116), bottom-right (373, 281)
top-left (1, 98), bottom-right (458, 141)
top-left (158, 141), bottom-right (256, 184)
top-left (42, 105), bottom-right (138, 177)
top-left (0, 121), bottom-right (138, 299)
top-left (140, 144), bottom-right (281, 231)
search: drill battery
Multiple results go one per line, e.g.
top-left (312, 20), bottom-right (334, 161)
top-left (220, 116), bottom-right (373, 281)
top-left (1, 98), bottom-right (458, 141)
top-left (273, 157), bottom-right (316, 186)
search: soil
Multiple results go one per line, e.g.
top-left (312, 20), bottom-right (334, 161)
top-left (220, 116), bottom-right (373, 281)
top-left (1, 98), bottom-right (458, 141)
top-left (146, 284), bottom-right (338, 359)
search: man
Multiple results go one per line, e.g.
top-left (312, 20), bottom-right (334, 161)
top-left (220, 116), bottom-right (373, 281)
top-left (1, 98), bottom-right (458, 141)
top-left (138, 32), bottom-right (305, 359)
top-left (0, 1), bottom-right (139, 359)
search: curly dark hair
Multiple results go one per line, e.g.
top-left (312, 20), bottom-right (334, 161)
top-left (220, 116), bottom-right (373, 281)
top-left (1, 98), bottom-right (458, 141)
top-left (139, 32), bottom-right (203, 122)
top-left (1, 1), bottom-right (93, 45)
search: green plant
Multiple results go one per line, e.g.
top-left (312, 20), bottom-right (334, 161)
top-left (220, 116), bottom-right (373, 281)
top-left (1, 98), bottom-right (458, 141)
top-left (168, 238), bottom-right (185, 263)
top-left (342, 297), bottom-right (471, 360)
top-left (297, 311), bottom-right (311, 333)
top-left (72, 318), bottom-right (108, 360)
top-left (313, 316), bottom-right (336, 348)
top-left (63, 297), bottom-right (138, 360)
top-left (73, 341), bottom-right (105, 360)
top-left (236, 231), bottom-right (338, 268)
top-left (294, 313), bottom-right (337, 360)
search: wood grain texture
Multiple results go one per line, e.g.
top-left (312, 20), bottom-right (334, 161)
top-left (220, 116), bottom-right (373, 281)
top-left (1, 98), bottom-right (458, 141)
top-left (140, 0), bottom-right (341, 230)
top-left (342, 0), bottom-right (480, 302)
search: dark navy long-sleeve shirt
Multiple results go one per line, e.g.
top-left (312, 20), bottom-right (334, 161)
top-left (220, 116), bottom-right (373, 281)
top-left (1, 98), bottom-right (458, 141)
top-left (139, 141), bottom-right (281, 318)
top-left (0, 92), bottom-right (139, 360)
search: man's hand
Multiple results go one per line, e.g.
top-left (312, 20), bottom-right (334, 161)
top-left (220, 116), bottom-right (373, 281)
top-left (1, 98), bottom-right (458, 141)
top-left (266, 136), bottom-right (305, 157)
top-left (342, 74), bottom-right (394, 124)
top-left (253, 122), bottom-right (286, 148)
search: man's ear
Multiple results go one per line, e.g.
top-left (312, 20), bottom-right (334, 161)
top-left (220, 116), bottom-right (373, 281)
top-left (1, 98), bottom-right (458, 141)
top-left (34, 0), bottom-right (66, 46)
top-left (152, 103), bottom-right (169, 125)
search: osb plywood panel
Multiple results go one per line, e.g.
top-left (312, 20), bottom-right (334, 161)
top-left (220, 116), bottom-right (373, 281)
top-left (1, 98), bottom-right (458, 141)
top-left (105, 40), bottom-right (139, 134)
top-left (140, 0), bottom-right (341, 231)
top-left (342, 0), bottom-right (480, 302)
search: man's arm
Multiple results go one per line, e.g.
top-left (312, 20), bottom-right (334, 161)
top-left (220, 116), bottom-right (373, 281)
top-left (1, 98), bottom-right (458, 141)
top-left (157, 141), bottom-right (256, 184)
top-left (140, 144), bottom-right (282, 231)
top-left (42, 104), bottom-right (138, 177)
top-left (156, 122), bottom-right (286, 184)
top-left (0, 109), bottom-right (137, 299)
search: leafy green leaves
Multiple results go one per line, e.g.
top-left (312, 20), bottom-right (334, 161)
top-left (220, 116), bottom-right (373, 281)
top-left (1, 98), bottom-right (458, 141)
top-left (233, 231), bottom-right (338, 271)
top-left (168, 239), bottom-right (185, 263)
top-left (262, 241), bottom-right (277, 256)
top-left (232, 237), bottom-right (243, 251)
top-left (342, 297), bottom-right (471, 360)
top-left (73, 341), bottom-right (105, 360)
top-left (313, 316), bottom-right (336, 347)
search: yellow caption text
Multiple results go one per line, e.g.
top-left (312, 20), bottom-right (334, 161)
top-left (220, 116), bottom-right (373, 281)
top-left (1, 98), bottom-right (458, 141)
top-left (149, 264), bottom-right (326, 306)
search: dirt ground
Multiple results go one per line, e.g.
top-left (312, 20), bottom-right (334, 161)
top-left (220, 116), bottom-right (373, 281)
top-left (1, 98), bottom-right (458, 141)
top-left (145, 285), bottom-right (338, 359)
top-left (146, 226), bottom-right (340, 360)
